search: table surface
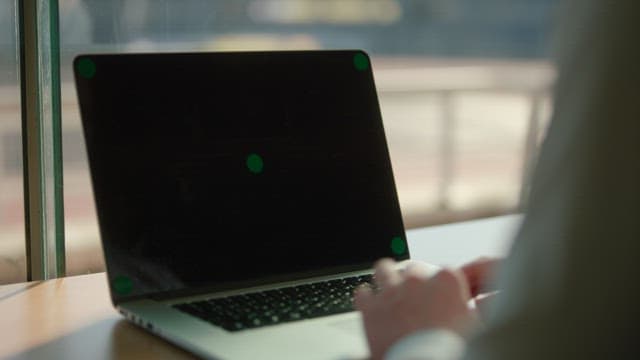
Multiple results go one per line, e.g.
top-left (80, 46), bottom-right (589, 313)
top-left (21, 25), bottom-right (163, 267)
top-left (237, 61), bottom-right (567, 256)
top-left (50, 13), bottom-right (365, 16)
top-left (0, 214), bottom-right (522, 360)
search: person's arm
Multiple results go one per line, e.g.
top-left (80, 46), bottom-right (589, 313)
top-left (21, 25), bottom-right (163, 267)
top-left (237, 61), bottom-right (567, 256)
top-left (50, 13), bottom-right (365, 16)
top-left (358, 1), bottom-right (640, 359)
top-left (463, 1), bottom-right (640, 358)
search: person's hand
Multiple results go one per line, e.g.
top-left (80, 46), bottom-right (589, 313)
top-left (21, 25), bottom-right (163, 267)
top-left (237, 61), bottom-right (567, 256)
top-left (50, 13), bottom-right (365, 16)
top-left (354, 258), bottom-right (477, 360)
top-left (460, 257), bottom-right (502, 320)
top-left (459, 257), bottom-right (501, 297)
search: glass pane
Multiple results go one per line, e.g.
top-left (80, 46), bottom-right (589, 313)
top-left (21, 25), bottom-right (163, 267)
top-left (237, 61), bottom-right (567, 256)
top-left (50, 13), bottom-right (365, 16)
top-left (60, 0), bottom-right (555, 276)
top-left (0, 0), bottom-right (26, 284)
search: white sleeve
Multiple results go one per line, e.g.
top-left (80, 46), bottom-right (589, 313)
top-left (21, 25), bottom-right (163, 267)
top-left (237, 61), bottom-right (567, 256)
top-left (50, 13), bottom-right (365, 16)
top-left (385, 330), bottom-right (465, 360)
top-left (462, 1), bottom-right (640, 358)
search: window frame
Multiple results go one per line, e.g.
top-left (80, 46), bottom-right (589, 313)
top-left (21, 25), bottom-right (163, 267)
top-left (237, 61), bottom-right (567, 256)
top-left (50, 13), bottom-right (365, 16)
top-left (19, 0), bottom-right (65, 280)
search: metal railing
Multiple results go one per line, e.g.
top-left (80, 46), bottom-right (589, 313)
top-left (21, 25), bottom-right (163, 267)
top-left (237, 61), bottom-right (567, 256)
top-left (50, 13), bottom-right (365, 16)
top-left (374, 62), bottom-right (554, 213)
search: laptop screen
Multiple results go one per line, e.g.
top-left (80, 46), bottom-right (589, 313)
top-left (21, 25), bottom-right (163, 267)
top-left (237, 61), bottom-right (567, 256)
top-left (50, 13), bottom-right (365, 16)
top-left (74, 51), bottom-right (408, 302)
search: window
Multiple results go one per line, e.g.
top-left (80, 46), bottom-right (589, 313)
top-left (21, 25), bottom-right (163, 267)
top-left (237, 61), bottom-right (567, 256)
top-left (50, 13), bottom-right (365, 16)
top-left (0, 0), bottom-right (26, 284)
top-left (55, 0), bottom-right (554, 277)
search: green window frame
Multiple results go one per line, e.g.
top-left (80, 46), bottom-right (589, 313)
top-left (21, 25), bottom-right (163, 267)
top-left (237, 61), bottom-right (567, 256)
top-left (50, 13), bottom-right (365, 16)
top-left (19, 0), bottom-right (65, 280)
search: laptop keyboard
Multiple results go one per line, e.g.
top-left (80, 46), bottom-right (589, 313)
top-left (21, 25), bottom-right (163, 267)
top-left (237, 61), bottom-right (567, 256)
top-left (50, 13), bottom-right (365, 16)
top-left (172, 274), bottom-right (373, 331)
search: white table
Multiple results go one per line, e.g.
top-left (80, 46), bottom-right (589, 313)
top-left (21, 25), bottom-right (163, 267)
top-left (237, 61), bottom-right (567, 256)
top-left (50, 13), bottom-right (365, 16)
top-left (0, 214), bottom-right (523, 359)
top-left (407, 214), bottom-right (522, 266)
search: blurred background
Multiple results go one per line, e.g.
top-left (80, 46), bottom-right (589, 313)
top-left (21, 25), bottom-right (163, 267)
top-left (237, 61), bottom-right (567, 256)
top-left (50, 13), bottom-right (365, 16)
top-left (0, 0), bottom-right (556, 284)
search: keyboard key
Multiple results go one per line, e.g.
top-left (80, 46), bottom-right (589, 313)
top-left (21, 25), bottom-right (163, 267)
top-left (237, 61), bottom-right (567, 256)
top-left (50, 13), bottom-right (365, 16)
top-left (172, 274), bottom-right (371, 331)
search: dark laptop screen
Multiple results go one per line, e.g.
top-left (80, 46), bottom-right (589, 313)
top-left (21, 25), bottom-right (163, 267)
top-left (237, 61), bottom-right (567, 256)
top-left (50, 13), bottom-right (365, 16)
top-left (74, 51), bottom-right (408, 302)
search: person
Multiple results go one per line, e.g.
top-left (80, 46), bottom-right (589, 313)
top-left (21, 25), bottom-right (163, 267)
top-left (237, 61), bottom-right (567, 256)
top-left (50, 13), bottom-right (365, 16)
top-left (354, 1), bottom-right (640, 359)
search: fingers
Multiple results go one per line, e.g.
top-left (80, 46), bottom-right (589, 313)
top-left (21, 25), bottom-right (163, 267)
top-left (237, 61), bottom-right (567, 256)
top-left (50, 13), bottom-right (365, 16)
top-left (355, 258), bottom-right (438, 311)
top-left (450, 268), bottom-right (472, 301)
top-left (353, 283), bottom-right (374, 310)
top-left (374, 258), bottom-right (402, 289)
top-left (354, 258), bottom-right (402, 311)
top-left (404, 262), bottom-right (430, 279)
top-left (433, 268), bottom-right (472, 302)
top-left (460, 257), bottom-right (501, 297)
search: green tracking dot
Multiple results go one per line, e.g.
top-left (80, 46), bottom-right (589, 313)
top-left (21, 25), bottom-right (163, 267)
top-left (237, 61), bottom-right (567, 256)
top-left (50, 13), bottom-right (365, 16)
top-left (390, 236), bottom-right (407, 255)
top-left (246, 153), bottom-right (264, 174)
top-left (112, 275), bottom-right (133, 295)
top-left (353, 52), bottom-right (369, 71)
top-left (76, 57), bottom-right (96, 79)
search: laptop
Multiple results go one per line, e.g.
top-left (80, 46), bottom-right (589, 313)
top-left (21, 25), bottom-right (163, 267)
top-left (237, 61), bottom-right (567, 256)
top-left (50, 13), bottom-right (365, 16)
top-left (74, 50), bottom-right (413, 359)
